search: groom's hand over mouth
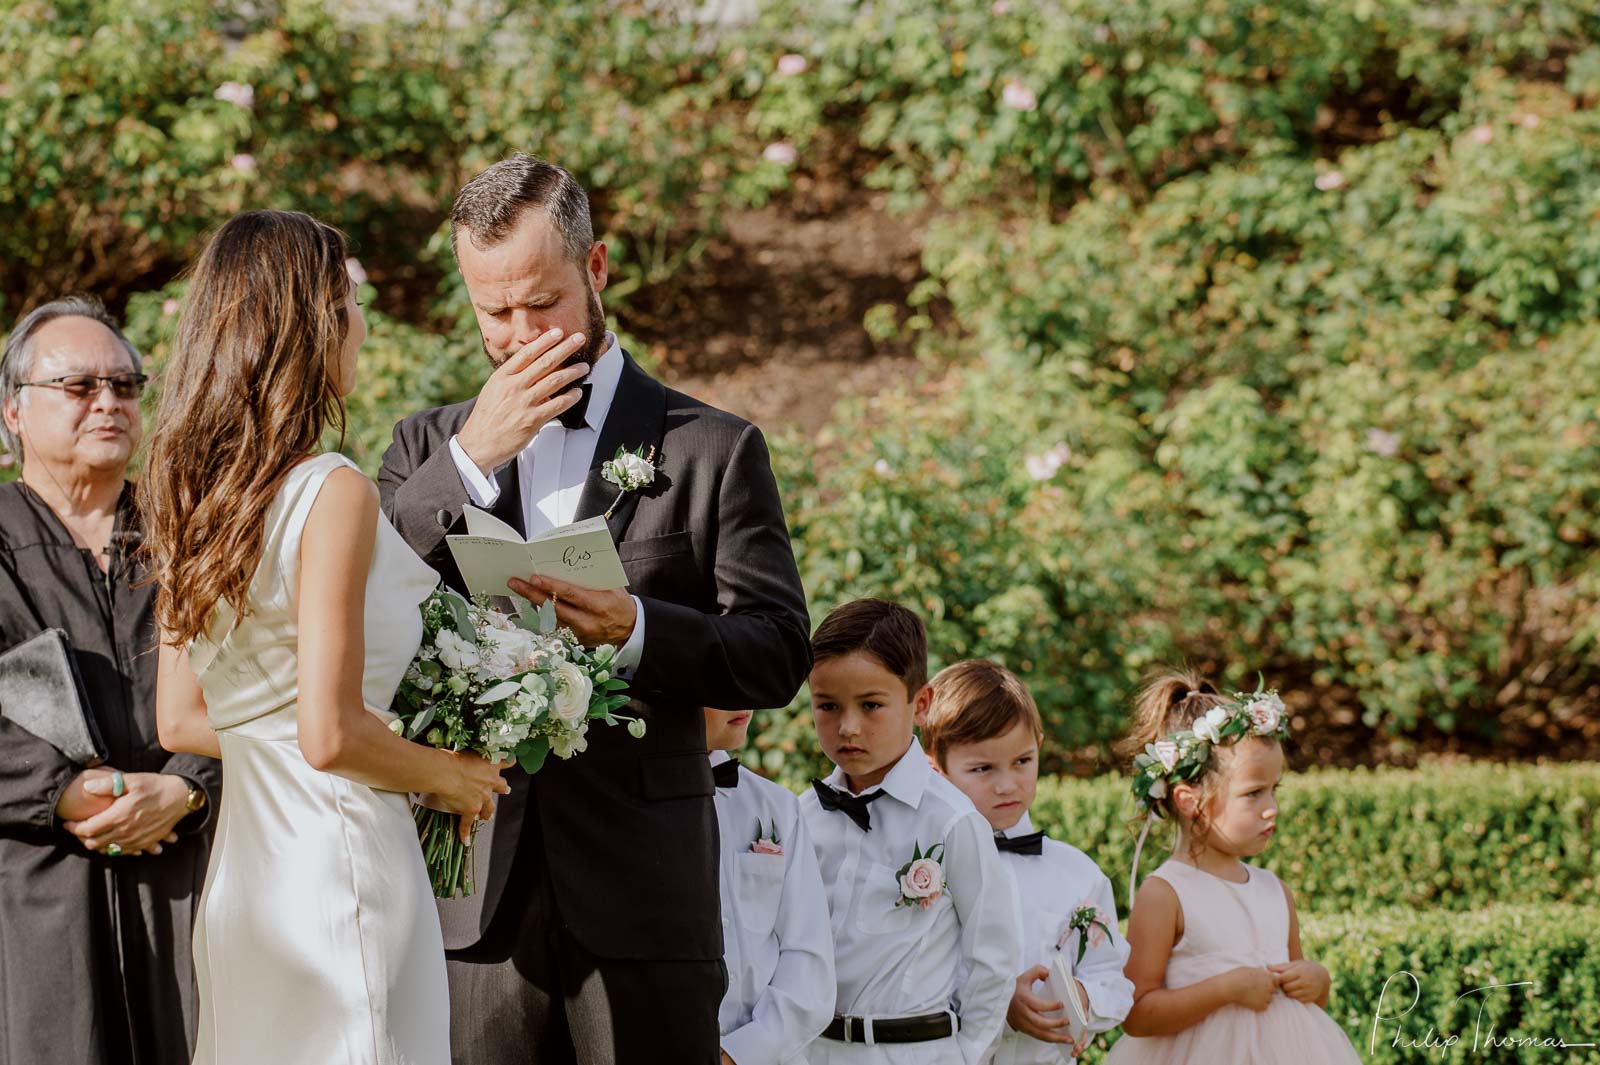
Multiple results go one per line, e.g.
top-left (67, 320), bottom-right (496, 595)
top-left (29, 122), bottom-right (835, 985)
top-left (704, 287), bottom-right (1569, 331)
top-left (507, 575), bottom-right (637, 649)
top-left (456, 327), bottom-right (591, 475)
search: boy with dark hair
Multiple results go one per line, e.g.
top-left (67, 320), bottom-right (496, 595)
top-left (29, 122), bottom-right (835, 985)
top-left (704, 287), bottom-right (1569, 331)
top-left (799, 599), bottom-right (1019, 1064)
top-left (921, 660), bottom-right (1133, 1063)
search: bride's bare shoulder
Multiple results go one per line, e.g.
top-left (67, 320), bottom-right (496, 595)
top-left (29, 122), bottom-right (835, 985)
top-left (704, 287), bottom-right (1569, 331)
top-left (303, 464), bottom-right (378, 539)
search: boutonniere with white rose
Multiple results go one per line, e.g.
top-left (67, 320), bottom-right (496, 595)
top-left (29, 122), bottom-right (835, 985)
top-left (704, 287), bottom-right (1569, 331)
top-left (601, 444), bottom-right (656, 518)
top-left (894, 841), bottom-right (948, 910)
top-left (1060, 902), bottom-right (1114, 967)
top-left (750, 819), bottom-right (783, 856)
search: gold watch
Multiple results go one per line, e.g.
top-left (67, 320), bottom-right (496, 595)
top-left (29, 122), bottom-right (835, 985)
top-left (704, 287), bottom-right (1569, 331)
top-left (184, 786), bottom-right (207, 813)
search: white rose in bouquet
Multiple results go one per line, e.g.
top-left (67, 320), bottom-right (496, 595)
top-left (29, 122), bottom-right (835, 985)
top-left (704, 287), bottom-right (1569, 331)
top-left (550, 660), bottom-right (593, 727)
top-left (478, 625), bottom-right (538, 679)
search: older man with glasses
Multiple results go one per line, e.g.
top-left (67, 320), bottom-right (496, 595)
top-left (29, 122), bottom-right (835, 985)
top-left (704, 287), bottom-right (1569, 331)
top-left (0, 296), bottom-right (220, 1065)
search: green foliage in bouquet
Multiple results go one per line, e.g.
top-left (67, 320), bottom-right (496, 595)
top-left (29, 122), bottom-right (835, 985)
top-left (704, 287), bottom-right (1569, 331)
top-left (1028, 763), bottom-right (1600, 917)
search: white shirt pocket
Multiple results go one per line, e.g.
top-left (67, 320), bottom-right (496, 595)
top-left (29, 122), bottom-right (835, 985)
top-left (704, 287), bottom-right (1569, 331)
top-left (735, 851), bottom-right (786, 934)
top-left (854, 861), bottom-right (942, 936)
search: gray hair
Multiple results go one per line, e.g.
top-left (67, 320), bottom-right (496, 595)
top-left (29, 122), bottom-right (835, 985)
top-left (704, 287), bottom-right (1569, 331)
top-left (449, 153), bottom-right (594, 264)
top-left (0, 296), bottom-right (142, 457)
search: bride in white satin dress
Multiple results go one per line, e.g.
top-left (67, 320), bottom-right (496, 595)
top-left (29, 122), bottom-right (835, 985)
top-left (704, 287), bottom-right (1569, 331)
top-left (140, 210), bottom-right (509, 1065)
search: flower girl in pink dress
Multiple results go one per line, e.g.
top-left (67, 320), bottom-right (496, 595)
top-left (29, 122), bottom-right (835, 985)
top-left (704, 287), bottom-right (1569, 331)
top-left (1105, 669), bottom-right (1361, 1065)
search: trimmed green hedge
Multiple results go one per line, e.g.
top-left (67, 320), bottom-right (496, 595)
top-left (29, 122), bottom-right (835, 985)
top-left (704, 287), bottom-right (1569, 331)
top-left (1027, 762), bottom-right (1598, 915)
top-left (1081, 903), bottom-right (1600, 1063)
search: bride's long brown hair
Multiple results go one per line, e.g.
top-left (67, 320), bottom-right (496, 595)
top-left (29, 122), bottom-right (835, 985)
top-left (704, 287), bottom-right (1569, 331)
top-left (139, 210), bottom-right (350, 645)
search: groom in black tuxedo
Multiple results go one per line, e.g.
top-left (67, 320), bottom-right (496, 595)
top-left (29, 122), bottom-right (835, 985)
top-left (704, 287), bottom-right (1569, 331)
top-left (378, 154), bottom-right (811, 1064)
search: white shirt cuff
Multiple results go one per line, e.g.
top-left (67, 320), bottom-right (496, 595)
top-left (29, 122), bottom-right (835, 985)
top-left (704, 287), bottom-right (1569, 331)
top-left (612, 596), bottom-right (646, 677)
top-left (448, 434), bottom-right (501, 508)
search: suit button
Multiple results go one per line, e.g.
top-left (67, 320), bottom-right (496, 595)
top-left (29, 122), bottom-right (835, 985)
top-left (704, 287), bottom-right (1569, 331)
top-left (436, 509), bottom-right (452, 528)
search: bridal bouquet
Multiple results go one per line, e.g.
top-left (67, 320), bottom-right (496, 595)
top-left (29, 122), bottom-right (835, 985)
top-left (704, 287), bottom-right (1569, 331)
top-left (392, 589), bottom-right (641, 898)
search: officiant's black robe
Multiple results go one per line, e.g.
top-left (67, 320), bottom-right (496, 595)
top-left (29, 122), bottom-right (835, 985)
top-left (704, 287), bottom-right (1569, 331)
top-left (0, 481), bottom-right (221, 1065)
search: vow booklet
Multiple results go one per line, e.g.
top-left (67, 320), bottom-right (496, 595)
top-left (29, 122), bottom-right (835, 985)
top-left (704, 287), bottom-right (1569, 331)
top-left (445, 506), bottom-right (629, 598)
top-left (1043, 951), bottom-right (1091, 1059)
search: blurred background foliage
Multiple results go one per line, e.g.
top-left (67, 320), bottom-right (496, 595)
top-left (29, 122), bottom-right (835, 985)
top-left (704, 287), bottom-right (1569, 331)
top-left (3, 0), bottom-right (1598, 780)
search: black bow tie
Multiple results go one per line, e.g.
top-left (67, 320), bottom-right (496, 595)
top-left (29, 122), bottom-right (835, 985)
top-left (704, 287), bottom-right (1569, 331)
top-left (811, 780), bottom-right (885, 832)
top-left (712, 758), bottom-right (740, 789)
top-left (995, 830), bottom-right (1045, 856)
top-left (556, 381), bottom-right (593, 431)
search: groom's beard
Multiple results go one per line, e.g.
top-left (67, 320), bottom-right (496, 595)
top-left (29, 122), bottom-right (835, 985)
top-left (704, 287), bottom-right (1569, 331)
top-left (574, 285), bottom-right (608, 369)
top-left (479, 284), bottom-right (609, 372)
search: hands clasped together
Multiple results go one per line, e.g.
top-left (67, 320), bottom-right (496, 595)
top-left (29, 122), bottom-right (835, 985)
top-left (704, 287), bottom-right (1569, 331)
top-left (55, 767), bottom-right (193, 857)
top-left (1232, 960), bottom-right (1332, 1010)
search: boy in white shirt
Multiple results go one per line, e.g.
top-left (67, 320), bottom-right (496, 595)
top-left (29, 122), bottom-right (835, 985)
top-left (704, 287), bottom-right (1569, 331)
top-left (705, 706), bottom-right (836, 1065)
top-left (799, 599), bottom-right (1020, 1065)
top-left (920, 660), bottom-right (1133, 1063)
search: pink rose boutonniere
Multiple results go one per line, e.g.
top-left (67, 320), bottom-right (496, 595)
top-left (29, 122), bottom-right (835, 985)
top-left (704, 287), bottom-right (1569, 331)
top-left (894, 841), bottom-right (948, 909)
top-left (1059, 902), bottom-right (1114, 967)
top-left (750, 819), bottom-right (783, 856)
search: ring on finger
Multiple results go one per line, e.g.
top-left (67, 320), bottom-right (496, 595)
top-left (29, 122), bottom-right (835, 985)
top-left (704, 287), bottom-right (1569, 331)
top-left (110, 770), bottom-right (126, 798)
top-left (105, 843), bottom-right (123, 857)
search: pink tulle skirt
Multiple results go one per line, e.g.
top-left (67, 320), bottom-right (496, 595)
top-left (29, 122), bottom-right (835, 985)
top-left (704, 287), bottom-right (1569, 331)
top-left (1104, 995), bottom-right (1362, 1065)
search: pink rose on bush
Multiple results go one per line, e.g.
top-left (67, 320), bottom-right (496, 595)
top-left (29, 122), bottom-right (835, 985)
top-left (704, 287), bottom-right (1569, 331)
top-left (763, 141), bottom-right (797, 166)
top-left (213, 81), bottom-right (254, 110)
top-left (162, 298), bottom-right (180, 317)
top-left (899, 857), bottom-right (944, 907)
top-left (1469, 124), bottom-right (1494, 144)
top-left (777, 53), bottom-right (808, 76)
top-left (1314, 170), bottom-right (1346, 191)
top-left (229, 153), bottom-right (257, 173)
top-left (1002, 79), bottom-right (1038, 113)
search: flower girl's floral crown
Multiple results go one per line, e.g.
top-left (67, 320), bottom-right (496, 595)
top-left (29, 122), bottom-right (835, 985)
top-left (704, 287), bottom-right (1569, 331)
top-left (1130, 683), bottom-right (1290, 817)
top-left (1127, 681), bottom-right (1290, 901)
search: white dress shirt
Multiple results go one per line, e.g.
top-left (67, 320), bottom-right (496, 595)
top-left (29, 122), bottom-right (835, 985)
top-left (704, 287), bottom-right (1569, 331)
top-left (711, 750), bottom-right (837, 1065)
top-left (799, 738), bottom-right (1021, 1065)
top-left (447, 337), bottom-right (644, 671)
top-left (990, 814), bottom-right (1133, 1064)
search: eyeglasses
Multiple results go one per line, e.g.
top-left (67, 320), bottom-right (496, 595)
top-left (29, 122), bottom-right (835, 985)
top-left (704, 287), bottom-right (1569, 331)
top-left (18, 373), bottom-right (149, 400)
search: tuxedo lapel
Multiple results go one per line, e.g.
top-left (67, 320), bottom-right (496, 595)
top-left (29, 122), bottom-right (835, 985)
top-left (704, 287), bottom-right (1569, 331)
top-left (574, 352), bottom-right (666, 541)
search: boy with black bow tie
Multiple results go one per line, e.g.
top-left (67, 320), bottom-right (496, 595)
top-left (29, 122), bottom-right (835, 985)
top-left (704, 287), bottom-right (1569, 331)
top-left (704, 707), bottom-right (835, 1064)
top-left (798, 600), bottom-right (1019, 1064)
top-left (920, 661), bottom-right (1133, 1063)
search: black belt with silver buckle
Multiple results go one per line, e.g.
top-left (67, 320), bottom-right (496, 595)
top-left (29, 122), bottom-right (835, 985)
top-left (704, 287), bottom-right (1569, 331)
top-left (822, 1011), bottom-right (959, 1044)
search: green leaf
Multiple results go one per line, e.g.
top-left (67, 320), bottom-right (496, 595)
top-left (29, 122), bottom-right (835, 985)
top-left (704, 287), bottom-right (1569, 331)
top-left (443, 593), bottom-right (474, 642)
top-left (517, 738), bottom-right (551, 775)
top-left (405, 703), bottom-right (437, 740)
